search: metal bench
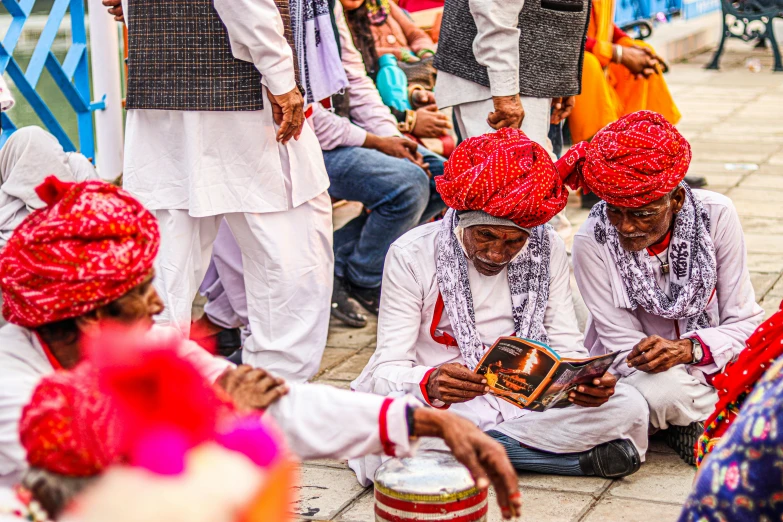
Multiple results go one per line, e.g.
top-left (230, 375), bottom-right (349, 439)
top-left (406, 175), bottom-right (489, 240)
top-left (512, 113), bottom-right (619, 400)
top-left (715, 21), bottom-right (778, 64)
top-left (707, 0), bottom-right (783, 71)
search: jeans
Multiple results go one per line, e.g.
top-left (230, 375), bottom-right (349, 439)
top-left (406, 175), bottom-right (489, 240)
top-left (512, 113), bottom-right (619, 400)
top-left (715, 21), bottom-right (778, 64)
top-left (324, 145), bottom-right (445, 288)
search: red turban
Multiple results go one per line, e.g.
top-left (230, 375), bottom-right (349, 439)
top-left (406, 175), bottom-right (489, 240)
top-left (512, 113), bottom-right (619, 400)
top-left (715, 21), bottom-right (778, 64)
top-left (435, 128), bottom-right (568, 228)
top-left (20, 363), bottom-right (122, 477)
top-left (556, 111), bottom-right (691, 208)
top-left (0, 176), bottom-right (159, 328)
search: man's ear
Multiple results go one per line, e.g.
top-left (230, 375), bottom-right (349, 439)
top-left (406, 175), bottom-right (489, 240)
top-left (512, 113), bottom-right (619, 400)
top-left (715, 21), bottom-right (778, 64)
top-left (74, 310), bottom-right (101, 336)
top-left (671, 186), bottom-right (687, 214)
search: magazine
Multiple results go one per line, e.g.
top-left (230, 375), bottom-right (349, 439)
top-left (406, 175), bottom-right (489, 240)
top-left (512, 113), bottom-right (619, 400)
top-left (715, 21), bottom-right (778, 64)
top-left (474, 337), bottom-right (619, 412)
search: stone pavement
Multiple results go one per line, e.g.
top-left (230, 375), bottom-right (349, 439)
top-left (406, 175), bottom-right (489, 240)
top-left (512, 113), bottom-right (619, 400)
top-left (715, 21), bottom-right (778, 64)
top-left (298, 40), bottom-right (783, 521)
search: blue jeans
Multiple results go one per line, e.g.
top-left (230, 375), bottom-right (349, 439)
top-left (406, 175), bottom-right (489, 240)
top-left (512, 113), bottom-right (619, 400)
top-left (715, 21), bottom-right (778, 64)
top-left (324, 145), bottom-right (445, 288)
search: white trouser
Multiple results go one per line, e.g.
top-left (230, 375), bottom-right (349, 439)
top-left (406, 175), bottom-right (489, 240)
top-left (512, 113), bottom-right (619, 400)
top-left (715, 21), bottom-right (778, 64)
top-left (200, 220), bottom-right (248, 331)
top-left (622, 366), bottom-right (719, 429)
top-left (494, 382), bottom-right (650, 458)
top-left (152, 191), bottom-right (334, 382)
top-left (452, 97), bottom-right (553, 146)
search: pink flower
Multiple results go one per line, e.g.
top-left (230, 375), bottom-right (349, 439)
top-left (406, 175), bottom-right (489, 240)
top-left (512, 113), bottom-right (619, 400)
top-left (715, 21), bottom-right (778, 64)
top-left (725, 462), bottom-right (740, 490)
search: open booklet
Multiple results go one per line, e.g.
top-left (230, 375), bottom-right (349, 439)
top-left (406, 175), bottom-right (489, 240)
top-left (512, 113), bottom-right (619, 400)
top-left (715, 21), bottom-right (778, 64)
top-left (474, 337), bottom-right (619, 412)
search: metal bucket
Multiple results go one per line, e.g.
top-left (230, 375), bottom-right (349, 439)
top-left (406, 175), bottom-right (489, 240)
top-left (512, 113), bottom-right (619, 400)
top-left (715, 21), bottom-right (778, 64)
top-left (373, 450), bottom-right (488, 521)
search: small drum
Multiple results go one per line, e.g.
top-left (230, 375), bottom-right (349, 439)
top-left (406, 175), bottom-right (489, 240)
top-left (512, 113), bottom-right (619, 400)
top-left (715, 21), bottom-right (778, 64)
top-left (373, 450), bottom-right (488, 521)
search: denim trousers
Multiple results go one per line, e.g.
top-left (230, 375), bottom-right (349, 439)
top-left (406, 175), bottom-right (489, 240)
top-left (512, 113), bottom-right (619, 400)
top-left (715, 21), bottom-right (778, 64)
top-left (324, 144), bottom-right (445, 288)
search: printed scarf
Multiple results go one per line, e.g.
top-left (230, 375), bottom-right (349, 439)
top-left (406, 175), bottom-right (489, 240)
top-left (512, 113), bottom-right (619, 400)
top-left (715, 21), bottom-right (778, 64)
top-left (289, 0), bottom-right (349, 104)
top-left (435, 209), bottom-right (552, 370)
top-left (590, 183), bottom-right (717, 330)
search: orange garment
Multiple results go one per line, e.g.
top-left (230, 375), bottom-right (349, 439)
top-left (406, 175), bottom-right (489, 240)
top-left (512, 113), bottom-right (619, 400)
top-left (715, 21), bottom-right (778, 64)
top-left (568, 0), bottom-right (680, 143)
top-left (371, 2), bottom-right (435, 59)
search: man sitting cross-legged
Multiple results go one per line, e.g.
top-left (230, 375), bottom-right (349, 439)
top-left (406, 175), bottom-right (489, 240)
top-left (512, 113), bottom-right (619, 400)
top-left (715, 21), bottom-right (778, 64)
top-left (0, 177), bottom-right (522, 518)
top-left (351, 129), bottom-right (649, 484)
top-left (562, 111), bottom-right (764, 464)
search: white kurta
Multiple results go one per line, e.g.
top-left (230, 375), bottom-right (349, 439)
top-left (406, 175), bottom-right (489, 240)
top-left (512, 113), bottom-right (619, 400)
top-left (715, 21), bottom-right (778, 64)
top-left (0, 325), bottom-right (416, 488)
top-left (572, 190), bottom-right (764, 428)
top-left (350, 222), bottom-right (649, 483)
top-left (121, 0), bottom-right (329, 216)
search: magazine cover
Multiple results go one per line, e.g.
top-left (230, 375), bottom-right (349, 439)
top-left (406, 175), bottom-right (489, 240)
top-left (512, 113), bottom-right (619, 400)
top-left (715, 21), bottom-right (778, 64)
top-left (474, 337), bottom-right (618, 411)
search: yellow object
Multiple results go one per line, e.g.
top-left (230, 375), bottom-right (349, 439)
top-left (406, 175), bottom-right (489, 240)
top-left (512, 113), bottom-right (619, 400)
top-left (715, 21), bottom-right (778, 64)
top-left (568, 0), bottom-right (681, 143)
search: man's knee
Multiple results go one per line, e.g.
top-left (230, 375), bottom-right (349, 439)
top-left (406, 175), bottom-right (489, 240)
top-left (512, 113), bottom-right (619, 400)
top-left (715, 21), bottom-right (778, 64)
top-left (624, 370), bottom-right (715, 426)
top-left (388, 162), bottom-right (430, 213)
top-left (605, 382), bottom-right (650, 428)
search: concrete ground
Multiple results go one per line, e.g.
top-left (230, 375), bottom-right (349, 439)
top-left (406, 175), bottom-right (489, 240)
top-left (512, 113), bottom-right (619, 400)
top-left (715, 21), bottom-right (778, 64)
top-left (298, 40), bottom-right (783, 521)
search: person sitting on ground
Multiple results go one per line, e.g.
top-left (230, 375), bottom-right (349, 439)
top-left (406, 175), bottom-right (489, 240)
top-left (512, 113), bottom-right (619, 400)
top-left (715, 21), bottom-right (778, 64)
top-left (695, 300), bottom-right (783, 466)
top-left (313, 0), bottom-right (446, 325)
top-left (0, 125), bottom-right (98, 249)
top-left (563, 111), bottom-right (764, 465)
top-left (568, 0), bottom-right (680, 144)
top-left (351, 128), bottom-right (649, 484)
top-left (679, 350), bottom-right (783, 521)
top-left (341, 0), bottom-right (454, 156)
top-left (0, 177), bottom-right (522, 517)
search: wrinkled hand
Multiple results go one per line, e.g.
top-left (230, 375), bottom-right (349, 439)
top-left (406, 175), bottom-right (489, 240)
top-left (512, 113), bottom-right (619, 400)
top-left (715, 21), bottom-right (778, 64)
top-left (550, 96), bottom-right (575, 125)
top-left (413, 105), bottom-right (451, 138)
top-left (426, 363), bottom-right (489, 405)
top-left (488, 94), bottom-right (524, 130)
top-left (411, 89), bottom-right (436, 109)
top-left (620, 45), bottom-right (660, 78)
top-left (216, 365), bottom-right (289, 411)
top-left (102, 0), bottom-right (123, 21)
top-left (413, 409), bottom-right (522, 519)
top-left (568, 372), bottom-right (616, 407)
top-left (266, 87), bottom-right (305, 144)
top-left (627, 335), bottom-right (693, 373)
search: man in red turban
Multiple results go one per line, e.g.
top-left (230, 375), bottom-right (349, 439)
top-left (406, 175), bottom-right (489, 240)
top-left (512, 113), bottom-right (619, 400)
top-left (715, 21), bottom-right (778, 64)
top-left (352, 128), bottom-right (649, 482)
top-left (567, 110), bottom-right (763, 465)
top-left (14, 363), bottom-right (119, 519)
top-left (0, 178), bottom-right (523, 518)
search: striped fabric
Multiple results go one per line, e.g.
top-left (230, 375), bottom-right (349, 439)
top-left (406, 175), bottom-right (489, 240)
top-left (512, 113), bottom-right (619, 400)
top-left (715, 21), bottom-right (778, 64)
top-left (374, 484), bottom-right (488, 522)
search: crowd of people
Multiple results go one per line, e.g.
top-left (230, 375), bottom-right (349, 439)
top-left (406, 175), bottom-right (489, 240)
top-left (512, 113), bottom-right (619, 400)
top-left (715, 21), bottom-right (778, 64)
top-left (0, 0), bottom-right (780, 519)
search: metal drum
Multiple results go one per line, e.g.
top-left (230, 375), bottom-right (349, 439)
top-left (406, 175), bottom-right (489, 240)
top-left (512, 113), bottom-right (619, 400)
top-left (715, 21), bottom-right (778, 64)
top-left (373, 450), bottom-right (488, 522)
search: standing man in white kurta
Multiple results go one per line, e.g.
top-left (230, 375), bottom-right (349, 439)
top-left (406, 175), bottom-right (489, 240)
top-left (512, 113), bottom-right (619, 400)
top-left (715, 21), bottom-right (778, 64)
top-left (433, 0), bottom-right (584, 143)
top-left (562, 111), bottom-right (764, 465)
top-left (351, 130), bottom-right (649, 484)
top-left (121, 0), bottom-right (333, 382)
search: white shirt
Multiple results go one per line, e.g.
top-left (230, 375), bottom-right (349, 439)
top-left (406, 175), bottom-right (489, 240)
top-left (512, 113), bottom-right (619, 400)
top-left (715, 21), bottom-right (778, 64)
top-left (435, 0), bottom-right (525, 109)
top-left (121, 0), bottom-right (329, 217)
top-left (572, 190), bottom-right (764, 380)
top-left (352, 222), bottom-right (586, 432)
top-left (0, 324), bottom-right (417, 487)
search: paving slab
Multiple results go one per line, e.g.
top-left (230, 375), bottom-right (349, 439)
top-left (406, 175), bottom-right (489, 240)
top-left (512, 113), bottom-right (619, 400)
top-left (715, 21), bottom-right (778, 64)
top-left (608, 452), bottom-right (696, 505)
top-left (516, 473), bottom-right (610, 496)
top-left (486, 487), bottom-right (594, 522)
top-left (320, 347), bottom-right (377, 381)
top-left (581, 497), bottom-right (684, 522)
top-left (316, 347), bottom-right (359, 376)
top-left (336, 491), bottom-right (374, 521)
top-left (326, 321), bottom-right (378, 350)
top-left (294, 466), bottom-right (368, 520)
top-left (750, 272), bottom-right (781, 298)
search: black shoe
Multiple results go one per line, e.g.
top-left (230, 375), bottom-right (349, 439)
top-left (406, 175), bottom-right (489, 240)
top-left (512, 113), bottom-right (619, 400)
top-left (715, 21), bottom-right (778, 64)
top-left (580, 191), bottom-right (601, 209)
top-left (331, 277), bottom-right (367, 328)
top-left (666, 421), bottom-right (703, 466)
top-left (348, 282), bottom-right (381, 316)
top-left (579, 439), bottom-right (641, 478)
top-left (214, 328), bottom-right (242, 357)
top-left (684, 176), bottom-right (707, 189)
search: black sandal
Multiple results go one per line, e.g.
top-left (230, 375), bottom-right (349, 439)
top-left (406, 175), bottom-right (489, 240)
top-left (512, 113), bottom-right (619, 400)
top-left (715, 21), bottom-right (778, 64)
top-left (348, 282), bottom-right (381, 316)
top-left (332, 277), bottom-right (368, 328)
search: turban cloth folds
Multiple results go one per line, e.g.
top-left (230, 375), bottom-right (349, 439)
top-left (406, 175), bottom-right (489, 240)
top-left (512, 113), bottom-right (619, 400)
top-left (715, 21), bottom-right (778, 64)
top-left (435, 127), bottom-right (569, 228)
top-left (0, 176), bottom-right (160, 328)
top-left (556, 110), bottom-right (691, 208)
top-left (20, 363), bottom-right (121, 477)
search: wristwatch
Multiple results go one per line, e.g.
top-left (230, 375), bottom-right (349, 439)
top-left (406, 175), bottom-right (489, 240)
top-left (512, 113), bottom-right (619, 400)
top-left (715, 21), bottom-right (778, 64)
top-left (690, 338), bottom-right (704, 365)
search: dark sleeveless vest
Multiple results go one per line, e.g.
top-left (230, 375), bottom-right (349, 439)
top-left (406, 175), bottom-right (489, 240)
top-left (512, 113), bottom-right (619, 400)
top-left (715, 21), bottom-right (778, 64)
top-left (434, 0), bottom-right (591, 99)
top-left (125, 0), bottom-right (265, 111)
